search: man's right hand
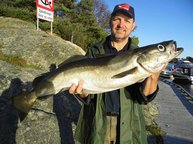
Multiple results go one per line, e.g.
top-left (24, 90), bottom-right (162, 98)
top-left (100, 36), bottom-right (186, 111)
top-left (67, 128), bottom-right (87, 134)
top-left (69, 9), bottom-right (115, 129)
top-left (69, 80), bottom-right (88, 98)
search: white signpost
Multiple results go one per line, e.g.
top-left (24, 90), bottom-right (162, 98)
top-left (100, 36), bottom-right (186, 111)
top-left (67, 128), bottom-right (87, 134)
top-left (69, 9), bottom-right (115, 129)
top-left (36, 0), bottom-right (54, 34)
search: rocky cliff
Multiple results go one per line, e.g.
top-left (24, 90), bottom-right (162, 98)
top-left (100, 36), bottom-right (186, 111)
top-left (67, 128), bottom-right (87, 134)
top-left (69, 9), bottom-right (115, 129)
top-left (0, 16), bottom-right (84, 144)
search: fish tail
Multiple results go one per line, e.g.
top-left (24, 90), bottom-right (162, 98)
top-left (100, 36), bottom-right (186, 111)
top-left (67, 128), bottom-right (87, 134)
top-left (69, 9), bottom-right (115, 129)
top-left (12, 91), bottom-right (37, 121)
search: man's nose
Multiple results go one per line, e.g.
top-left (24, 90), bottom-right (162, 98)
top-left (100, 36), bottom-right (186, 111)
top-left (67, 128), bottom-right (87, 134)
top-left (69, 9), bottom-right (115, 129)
top-left (117, 20), bottom-right (124, 28)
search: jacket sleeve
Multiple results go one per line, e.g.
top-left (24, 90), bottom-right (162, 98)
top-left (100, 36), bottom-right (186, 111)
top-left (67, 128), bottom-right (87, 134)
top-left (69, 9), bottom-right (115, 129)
top-left (138, 85), bottom-right (159, 104)
top-left (126, 82), bottom-right (159, 104)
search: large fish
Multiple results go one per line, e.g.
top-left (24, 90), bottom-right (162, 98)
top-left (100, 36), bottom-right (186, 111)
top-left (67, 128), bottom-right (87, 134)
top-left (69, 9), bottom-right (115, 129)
top-left (12, 40), bottom-right (183, 121)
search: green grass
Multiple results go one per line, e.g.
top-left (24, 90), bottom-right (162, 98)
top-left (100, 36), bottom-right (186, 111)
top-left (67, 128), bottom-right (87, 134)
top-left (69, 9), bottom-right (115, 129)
top-left (0, 46), bottom-right (41, 70)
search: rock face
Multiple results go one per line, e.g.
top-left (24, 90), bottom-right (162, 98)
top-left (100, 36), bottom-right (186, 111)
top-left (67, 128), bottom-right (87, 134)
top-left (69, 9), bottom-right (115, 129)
top-left (0, 16), bottom-right (85, 93)
top-left (0, 17), bottom-right (83, 144)
top-left (0, 17), bottom-right (160, 144)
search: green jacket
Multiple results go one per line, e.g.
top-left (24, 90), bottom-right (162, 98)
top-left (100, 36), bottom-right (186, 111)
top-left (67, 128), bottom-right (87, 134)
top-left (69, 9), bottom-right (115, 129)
top-left (75, 37), bottom-right (156, 144)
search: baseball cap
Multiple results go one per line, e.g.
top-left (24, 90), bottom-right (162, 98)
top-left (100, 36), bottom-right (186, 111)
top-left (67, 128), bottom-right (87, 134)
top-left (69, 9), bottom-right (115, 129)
top-left (111, 4), bottom-right (135, 21)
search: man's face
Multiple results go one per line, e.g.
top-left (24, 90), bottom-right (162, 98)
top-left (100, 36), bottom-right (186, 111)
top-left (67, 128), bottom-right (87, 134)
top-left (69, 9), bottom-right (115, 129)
top-left (111, 13), bottom-right (135, 42)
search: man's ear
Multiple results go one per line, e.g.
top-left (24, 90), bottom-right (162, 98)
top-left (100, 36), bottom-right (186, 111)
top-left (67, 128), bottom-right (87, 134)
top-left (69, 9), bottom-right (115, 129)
top-left (132, 22), bottom-right (136, 31)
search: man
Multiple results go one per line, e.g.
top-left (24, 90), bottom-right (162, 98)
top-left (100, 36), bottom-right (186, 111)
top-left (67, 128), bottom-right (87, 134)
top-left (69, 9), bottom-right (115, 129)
top-left (69, 3), bottom-right (162, 144)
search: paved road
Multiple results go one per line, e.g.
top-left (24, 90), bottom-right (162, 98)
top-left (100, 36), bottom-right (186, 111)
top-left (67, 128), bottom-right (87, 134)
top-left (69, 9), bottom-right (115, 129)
top-left (154, 81), bottom-right (193, 144)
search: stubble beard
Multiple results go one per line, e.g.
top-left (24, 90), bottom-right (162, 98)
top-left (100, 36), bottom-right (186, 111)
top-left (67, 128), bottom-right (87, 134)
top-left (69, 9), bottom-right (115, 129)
top-left (111, 32), bottom-right (128, 42)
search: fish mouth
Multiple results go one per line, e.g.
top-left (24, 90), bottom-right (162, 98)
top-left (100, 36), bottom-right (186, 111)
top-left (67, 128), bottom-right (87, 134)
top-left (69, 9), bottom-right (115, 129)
top-left (169, 41), bottom-right (183, 56)
top-left (175, 48), bottom-right (184, 55)
top-left (170, 40), bottom-right (183, 55)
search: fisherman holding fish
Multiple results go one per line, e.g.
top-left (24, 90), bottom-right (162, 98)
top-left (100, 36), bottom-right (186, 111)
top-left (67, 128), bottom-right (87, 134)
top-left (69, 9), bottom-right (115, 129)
top-left (0, 2), bottom-right (184, 143)
top-left (69, 3), bottom-right (164, 144)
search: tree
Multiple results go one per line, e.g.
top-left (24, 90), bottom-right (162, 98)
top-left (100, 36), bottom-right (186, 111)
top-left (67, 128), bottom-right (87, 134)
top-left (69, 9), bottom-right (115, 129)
top-left (54, 0), bottom-right (77, 9)
top-left (131, 36), bottom-right (139, 46)
top-left (93, 0), bottom-right (111, 31)
top-left (3, 0), bottom-right (36, 10)
top-left (1, 0), bottom-right (110, 49)
top-left (67, 0), bottom-right (107, 48)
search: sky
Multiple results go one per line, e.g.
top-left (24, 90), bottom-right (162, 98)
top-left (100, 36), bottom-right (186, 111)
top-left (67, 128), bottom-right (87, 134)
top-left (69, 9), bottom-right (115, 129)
top-left (104, 0), bottom-right (193, 58)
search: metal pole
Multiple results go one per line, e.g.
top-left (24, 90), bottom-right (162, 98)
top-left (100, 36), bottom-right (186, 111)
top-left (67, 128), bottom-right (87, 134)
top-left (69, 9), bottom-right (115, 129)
top-left (51, 22), bottom-right (53, 35)
top-left (37, 18), bottom-right (39, 31)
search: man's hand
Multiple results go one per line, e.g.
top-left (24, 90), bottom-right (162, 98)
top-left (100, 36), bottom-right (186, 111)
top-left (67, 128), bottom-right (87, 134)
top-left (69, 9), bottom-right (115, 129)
top-left (69, 80), bottom-right (88, 98)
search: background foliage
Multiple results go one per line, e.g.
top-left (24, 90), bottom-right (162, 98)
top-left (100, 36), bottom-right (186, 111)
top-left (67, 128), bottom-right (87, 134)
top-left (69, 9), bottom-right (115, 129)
top-left (0, 0), bottom-right (115, 49)
top-left (1, 0), bottom-right (191, 62)
top-left (0, 0), bottom-right (140, 49)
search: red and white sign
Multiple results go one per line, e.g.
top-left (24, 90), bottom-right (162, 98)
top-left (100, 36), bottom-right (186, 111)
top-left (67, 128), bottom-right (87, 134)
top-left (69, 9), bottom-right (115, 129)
top-left (36, 0), bottom-right (54, 22)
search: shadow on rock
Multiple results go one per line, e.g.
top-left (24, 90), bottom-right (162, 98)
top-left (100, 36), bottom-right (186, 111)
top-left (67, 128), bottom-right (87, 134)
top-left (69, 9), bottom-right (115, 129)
top-left (0, 78), bottom-right (25, 144)
top-left (53, 91), bottom-right (81, 144)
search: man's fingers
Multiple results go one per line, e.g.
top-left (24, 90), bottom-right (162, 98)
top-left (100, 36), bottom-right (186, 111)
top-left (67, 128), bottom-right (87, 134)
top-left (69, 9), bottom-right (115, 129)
top-left (69, 83), bottom-right (76, 94)
top-left (68, 81), bottom-right (88, 98)
top-left (76, 80), bottom-right (84, 94)
top-left (69, 80), bottom-right (84, 94)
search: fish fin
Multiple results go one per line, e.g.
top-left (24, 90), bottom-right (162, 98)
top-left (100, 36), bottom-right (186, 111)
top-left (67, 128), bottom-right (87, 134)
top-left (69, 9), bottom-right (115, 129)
top-left (12, 91), bottom-right (37, 121)
top-left (32, 75), bottom-right (46, 87)
top-left (58, 55), bottom-right (85, 67)
top-left (112, 67), bottom-right (138, 79)
top-left (18, 111), bottom-right (28, 122)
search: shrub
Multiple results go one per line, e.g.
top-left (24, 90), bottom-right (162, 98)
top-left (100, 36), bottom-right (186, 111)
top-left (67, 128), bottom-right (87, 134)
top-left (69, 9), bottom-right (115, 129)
top-left (0, 6), bottom-right (36, 23)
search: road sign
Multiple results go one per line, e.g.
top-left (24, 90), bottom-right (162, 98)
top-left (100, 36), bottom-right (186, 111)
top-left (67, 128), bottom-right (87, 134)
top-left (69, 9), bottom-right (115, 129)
top-left (36, 0), bottom-right (54, 11)
top-left (36, 0), bottom-right (54, 22)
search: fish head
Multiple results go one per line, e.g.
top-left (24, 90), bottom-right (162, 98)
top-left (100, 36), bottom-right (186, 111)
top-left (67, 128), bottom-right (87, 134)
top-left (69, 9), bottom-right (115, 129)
top-left (137, 40), bottom-right (183, 73)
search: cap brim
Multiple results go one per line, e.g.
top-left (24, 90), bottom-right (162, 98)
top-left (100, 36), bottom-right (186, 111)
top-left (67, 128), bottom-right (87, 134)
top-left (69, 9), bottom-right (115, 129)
top-left (112, 9), bottom-right (133, 19)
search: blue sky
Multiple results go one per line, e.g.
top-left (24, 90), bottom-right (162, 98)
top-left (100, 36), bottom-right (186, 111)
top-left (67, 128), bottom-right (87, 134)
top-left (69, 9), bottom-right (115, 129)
top-left (104, 0), bottom-right (193, 58)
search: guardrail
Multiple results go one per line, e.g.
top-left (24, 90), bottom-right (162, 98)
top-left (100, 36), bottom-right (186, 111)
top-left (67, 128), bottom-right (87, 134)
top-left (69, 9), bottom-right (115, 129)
top-left (159, 77), bottom-right (193, 104)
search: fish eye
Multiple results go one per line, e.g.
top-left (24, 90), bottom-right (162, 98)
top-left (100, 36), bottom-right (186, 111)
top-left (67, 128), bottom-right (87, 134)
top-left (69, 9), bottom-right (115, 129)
top-left (157, 44), bottom-right (165, 52)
